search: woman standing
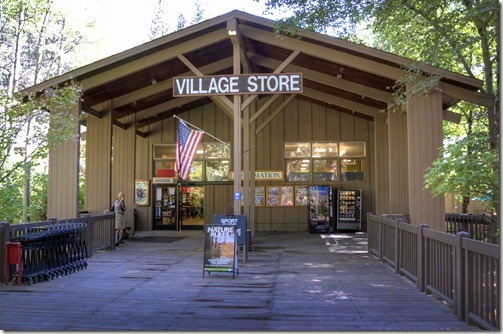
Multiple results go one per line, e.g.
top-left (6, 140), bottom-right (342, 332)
top-left (113, 192), bottom-right (126, 245)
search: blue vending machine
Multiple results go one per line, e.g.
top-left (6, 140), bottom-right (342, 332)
top-left (308, 185), bottom-right (334, 233)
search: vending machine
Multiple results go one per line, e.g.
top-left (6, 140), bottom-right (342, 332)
top-left (308, 185), bottom-right (334, 233)
top-left (336, 189), bottom-right (361, 231)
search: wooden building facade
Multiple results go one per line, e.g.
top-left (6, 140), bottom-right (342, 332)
top-left (26, 11), bottom-right (493, 234)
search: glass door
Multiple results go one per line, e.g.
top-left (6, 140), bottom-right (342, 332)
top-left (180, 186), bottom-right (204, 230)
top-left (154, 185), bottom-right (177, 230)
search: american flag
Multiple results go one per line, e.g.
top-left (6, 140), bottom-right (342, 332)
top-left (175, 119), bottom-right (204, 179)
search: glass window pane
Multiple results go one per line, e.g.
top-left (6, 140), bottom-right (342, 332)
top-left (286, 159), bottom-right (310, 182)
top-left (153, 145), bottom-right (176, 159)
top-left (206, 160), bottom-right (230, 181)
top-left (339, 142), bottom-right (365, 157)
top-left (154, 160), bottom-right (175, 170)
top-left (340, 159), bottom-right (365, 181)
top-left (312, 143), bottom-right (338, 157)
top-left (194, 146), bottom-right (204, 159)
top-left (186, 160), bottom-right (203, 181)
top-left (285, 143), bottom-right (311, 158)
top-left (313, 159), bottom-right (338, 181)
top-left (204, 143), bottom-right (230, 159)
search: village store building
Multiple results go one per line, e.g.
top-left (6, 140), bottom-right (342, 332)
top-left (26, 10), bottom-right (493, 234)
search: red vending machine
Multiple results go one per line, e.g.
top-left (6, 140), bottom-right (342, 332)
top-left (336, 189), bottom-right (361, 231)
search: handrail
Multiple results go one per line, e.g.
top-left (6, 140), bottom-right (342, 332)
top-left (367, 212), bottom-right (500, 330)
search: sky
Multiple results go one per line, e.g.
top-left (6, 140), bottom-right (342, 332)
top-left (54, 0), bottom-right (287, 65)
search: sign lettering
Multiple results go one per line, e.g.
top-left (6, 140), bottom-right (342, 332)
top-left (173, 73), bottom-right (303, 96)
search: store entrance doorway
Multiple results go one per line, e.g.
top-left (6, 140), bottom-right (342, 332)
top-left (180, 186), bottom-right (204, 230)
top-left (153, 184), bottom-right (205, 230)
top-left (153, 185), bottom-right (177, 230)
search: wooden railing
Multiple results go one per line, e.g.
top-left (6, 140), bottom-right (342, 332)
top-left (445, 213), bottom-right (490, 242)
top-left (367, 213), bottom-right (500, 330)
top-left (0, 213), bottom-right (115, 284)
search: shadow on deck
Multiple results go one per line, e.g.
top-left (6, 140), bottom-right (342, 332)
top-left (0, 230), bottom-right (478, 331)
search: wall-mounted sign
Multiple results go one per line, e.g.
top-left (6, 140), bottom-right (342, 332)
top-left (173, 73), bottom-right (303, 97)
top-left (152, 177), bottom-right (176, 184)
top-left (229, 170), bottom-right (283, 181)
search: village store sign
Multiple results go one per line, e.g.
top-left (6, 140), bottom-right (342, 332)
top-left (173, 73), bottom-right (303, 96)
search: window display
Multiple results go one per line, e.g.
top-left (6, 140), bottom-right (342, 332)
top-left (284, 142), bottom-right (366, 182)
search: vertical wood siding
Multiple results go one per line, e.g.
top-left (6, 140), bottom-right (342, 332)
top-left (85, 102), bottom-right (112, 215)
top-left (48, 105), bottom-right (79, 219)
top-left (407, 87), bottom-right (444, 229)
top-left (373, 114), bottom-right (390, 213)
top-left (135, 135), bottom-right (151, 230)
top-left (111, 114), bottom-right (136, 231)
top-left (388, 110), bottom-right (409, 213)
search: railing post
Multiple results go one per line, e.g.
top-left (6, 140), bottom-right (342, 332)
top-left (394, 218), bottom-right (401, 274)
top-left (49, 217), bottom-right (57, 225)
top-left (110, 214), bottom-right (116, 250)
top-left (378, 215), bottom-right (384, 262)
top-left (455, 231), bottom-right (470, 321)
top-left (0, 222), bottom-right (9, 284)
top-left (366, 212), bottom-right (371, 254)
top-left (82, 214), bottom-right (93, 258)
top-left (417, 223), bottom-right (429, 292)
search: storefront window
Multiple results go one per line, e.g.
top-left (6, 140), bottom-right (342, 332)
top-left (313, 159), bottom-right (338, 181)
top-left (340, 159), bottom-right (365, 181)
top-left (153, 142), bottom-right (230, 181)
top-left (339, 142), bottom-right (365, 157)
top-left (206, 160), bottom-right (230, 181)
top-left (153, 145), bottom-right (176, 159)
top-left (286, 159), bottom-right (310, 182)
top-left (204, 143), bottom-right (230, 159)
top-left (284, 142), bottom-right (365, 182)
top-left (312, 143), bottom-right (338, 157)
top-left (285, 142), bottom-right (311, 158)
top-left (186, 160), bottom-right (203, 181)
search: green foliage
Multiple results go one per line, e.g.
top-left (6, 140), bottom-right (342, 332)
top-left (0, 83), bottom-right (80, 223)
top-left (424, 132), bottom-right (499, 212)
top-left (0, 166), bottom-right (24, 223)
top-left (1, 0), bottom-right (85, 90)
top-left (0, 0), bottom-right (85, 223)
top-left (28, 171), bottom-right (48, 221)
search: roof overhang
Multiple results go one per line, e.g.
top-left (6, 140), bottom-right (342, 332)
top-left (22, 10), bottom-right (493, 131)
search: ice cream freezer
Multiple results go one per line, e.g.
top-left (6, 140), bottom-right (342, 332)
top-left (336, 189), bottom-right (361, 231)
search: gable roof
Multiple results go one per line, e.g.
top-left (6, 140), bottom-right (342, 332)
top-left (25, 10), bottom-right (491, 131)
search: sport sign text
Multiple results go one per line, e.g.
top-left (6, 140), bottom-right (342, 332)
top-left (173, 73), bottom-right (303, 96)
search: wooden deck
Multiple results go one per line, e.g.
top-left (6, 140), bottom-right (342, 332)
top-left (0, 231), bottom-right (479, 331)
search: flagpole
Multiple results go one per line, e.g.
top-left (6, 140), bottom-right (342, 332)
top-left (173, 115), bottom-right (229, 146)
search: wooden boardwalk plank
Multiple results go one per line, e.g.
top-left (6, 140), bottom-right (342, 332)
top-left (0, 231), bottom-right (478, 331)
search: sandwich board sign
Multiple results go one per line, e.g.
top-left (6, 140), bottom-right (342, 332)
top-left (212, 215), bottom-right (247, 245)
top-left (203, 224), bottom-right (238, 278)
